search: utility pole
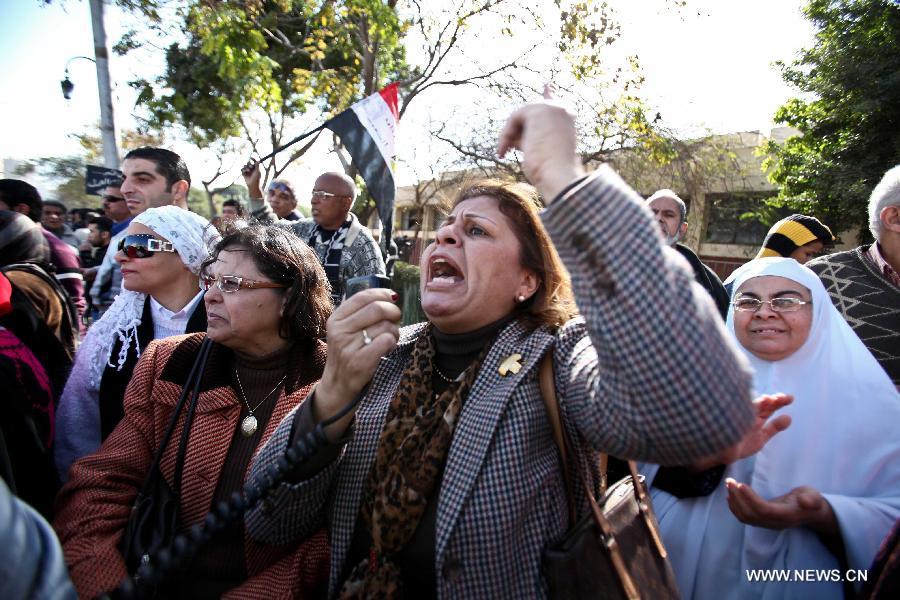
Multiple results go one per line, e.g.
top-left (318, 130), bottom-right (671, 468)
top-left (89, 0), bottom-right (121, 168)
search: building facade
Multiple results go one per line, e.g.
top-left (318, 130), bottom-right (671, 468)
top-left (392, 127), bottom-right (854, 278)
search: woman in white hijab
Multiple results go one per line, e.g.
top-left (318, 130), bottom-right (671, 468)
top-left (55, 206), bottom-right (217, 481)
top-left (645, 257), bottom-right (900, 599)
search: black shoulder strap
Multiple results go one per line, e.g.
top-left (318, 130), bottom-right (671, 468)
top-left (138, 337), bottom-right (212, 498)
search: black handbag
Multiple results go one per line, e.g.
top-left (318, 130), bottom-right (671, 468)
top-left (119, 337), bottom-right (212, 579)
top-left (538, 353), bottom-right (681, 600)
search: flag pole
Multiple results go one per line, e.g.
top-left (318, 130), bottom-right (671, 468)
top-left (256, 121), bottom-right (330, 163)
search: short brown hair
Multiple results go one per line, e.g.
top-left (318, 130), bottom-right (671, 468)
top-left (451, 179), bottom-right (577, 330)
top-left (200, 225), bottom-right (332, 340)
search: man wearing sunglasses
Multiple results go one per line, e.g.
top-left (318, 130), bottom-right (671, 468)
top-left (242, 162), bottom-right (385, 306)
top-left (100, 184), bottom-right (132, 236)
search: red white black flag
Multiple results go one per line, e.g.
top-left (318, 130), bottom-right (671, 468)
top-left (326, 83), bottom-right (399, 247)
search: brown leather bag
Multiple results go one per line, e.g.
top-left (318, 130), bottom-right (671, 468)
top-left (539, 353), bottom-right (681, 600)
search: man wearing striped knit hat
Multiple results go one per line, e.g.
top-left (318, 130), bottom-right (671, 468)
top-left (756, 214), bottom-right (835, 264)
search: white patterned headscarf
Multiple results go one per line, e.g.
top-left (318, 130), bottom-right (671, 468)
top-left (60, 206), bottom-right (218, 404)
top-left (55, 207), bottom-right (219, 480)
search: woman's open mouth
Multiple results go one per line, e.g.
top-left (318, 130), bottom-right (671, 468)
top-left (428, 256), bottom-right (464, 288)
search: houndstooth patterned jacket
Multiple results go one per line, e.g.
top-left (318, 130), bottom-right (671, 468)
top-left (246, 166), bottom-right (755, 598)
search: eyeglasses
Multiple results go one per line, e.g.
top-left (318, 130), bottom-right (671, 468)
top-left (310, 190), bottom-right (347, 200)
top-left (199, 273), bottom-right (288, 293)
top-left (102, 195), bottom-right (126, 203)
top-left (117, 234), bottom-right (176, 258)
top-left (732, 297), bottom-right (812, 313)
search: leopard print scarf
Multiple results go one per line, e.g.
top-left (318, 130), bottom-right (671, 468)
top-left (339, 325), bottom-right (489, 598)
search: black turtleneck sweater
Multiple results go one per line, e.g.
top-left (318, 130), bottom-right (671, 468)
top-left (291, 317), bottom-right (512, 598)
top-left (179, 344), bottom-right (291, 599)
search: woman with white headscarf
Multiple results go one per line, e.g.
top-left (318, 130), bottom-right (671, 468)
top-left (645, 257), bottom-right (900, 599)
top-left (54, 206), bottom-right (217, 481)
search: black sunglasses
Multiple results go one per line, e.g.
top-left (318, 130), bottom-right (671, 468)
top-left (102, 195), bottom-right (126, 203)
top-left (117, 234), bottom-right (176, 259)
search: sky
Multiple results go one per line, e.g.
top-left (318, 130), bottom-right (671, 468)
top-left (0, 0), bottom-right (815, 203)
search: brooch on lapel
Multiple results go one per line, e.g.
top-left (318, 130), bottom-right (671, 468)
top-left (498, 353), bottom-right (523, 377)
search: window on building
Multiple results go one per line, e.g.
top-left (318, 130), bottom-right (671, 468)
top-left (703, 192), bottom-right (786, 245)
top-left (399, 208), bottom-right (422, 231)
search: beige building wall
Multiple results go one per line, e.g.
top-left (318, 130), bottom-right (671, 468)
top-left (392, 127), bottom-right (851, 277)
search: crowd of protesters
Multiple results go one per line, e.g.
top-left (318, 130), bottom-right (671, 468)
top-left (0, 92), bottom-right (898, 600)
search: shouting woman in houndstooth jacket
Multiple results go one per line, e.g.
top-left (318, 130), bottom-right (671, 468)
top-left (246, 91), bottom-right (757, 598)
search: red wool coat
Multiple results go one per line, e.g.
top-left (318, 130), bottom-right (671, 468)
top-left (53, 333), bottom-right (329, 599)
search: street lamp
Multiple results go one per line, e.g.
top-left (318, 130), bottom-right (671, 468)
top-left (57, 0), bottom-right (122, 170)
top-left (60, 56), bottom-right (96, 101)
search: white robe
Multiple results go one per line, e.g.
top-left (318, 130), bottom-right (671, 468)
top-left (644, 257), bottom-right (900, 599)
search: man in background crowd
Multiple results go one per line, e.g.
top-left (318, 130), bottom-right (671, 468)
top-left (80, 216), bottom-right (112, 311)
top-left (242, 167), bottom-right (303, 221)
top-left (0, 180), bottom-right (85, 327)
top-left (100, 184), bottom-right (132, 236)
top-left (647, 189), bottom-right (730, 317)
top-left (808, 164), bottom-right (900, 388)
top-left (755, 214), bottom-right (834, 264)
top-left (243, 162), bottom-right (384, 305)
top-left (41, 200), bottom-right (80, 249)
top-left (219, 198), bottom-right (247, 233)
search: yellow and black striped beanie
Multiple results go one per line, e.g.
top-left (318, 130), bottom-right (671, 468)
top-left (756, 214), bottom-right (835, 259)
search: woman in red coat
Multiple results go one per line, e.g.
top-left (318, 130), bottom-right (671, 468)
top-left (54, 225), bottom-right (333, 599)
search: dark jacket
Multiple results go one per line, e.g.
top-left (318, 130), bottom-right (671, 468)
top-left (0, 262), bottom-right (78, 398)
top-left (0, 329), bottom-right (60, 518)
top-left (674, 243), bottom-right (730, 318)
top-left (98, 297), bottom-right (207, 441)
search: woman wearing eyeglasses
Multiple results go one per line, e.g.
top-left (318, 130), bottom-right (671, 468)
top-left (55, 206), bottom-right (215, 482)
top-left (644, 257), bottom-right (900, 599)
top-left (243, 96), bottom-right (758, 598)
top-left (54, 224), bottom-right (333, 599)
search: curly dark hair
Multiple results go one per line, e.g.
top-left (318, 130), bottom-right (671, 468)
top-left (200, 225), bottom-right (332, 340)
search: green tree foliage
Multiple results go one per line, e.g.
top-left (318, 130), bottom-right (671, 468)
top-left (187, 187), bottom-right (212, 219)
top-left (429, 2), bottom-right (682, 183)
top-left (127, 1), bottom-right (408, 151)
top-left (118, 0), bottom-right (411, 226)
top-left (761, 0), bottom-right (900, 240)
top-left (117, 1), bottom-right (687, 223)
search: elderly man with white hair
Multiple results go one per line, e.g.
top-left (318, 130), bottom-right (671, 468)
top-left (807, 164), bottom-right (900, 387)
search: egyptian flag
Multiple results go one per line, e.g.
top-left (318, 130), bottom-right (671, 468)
top-left (326, 83), bottom-right (399, 248)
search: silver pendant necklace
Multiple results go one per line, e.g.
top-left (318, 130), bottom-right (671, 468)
top-left (234, 370), bottom-right (287, 437)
